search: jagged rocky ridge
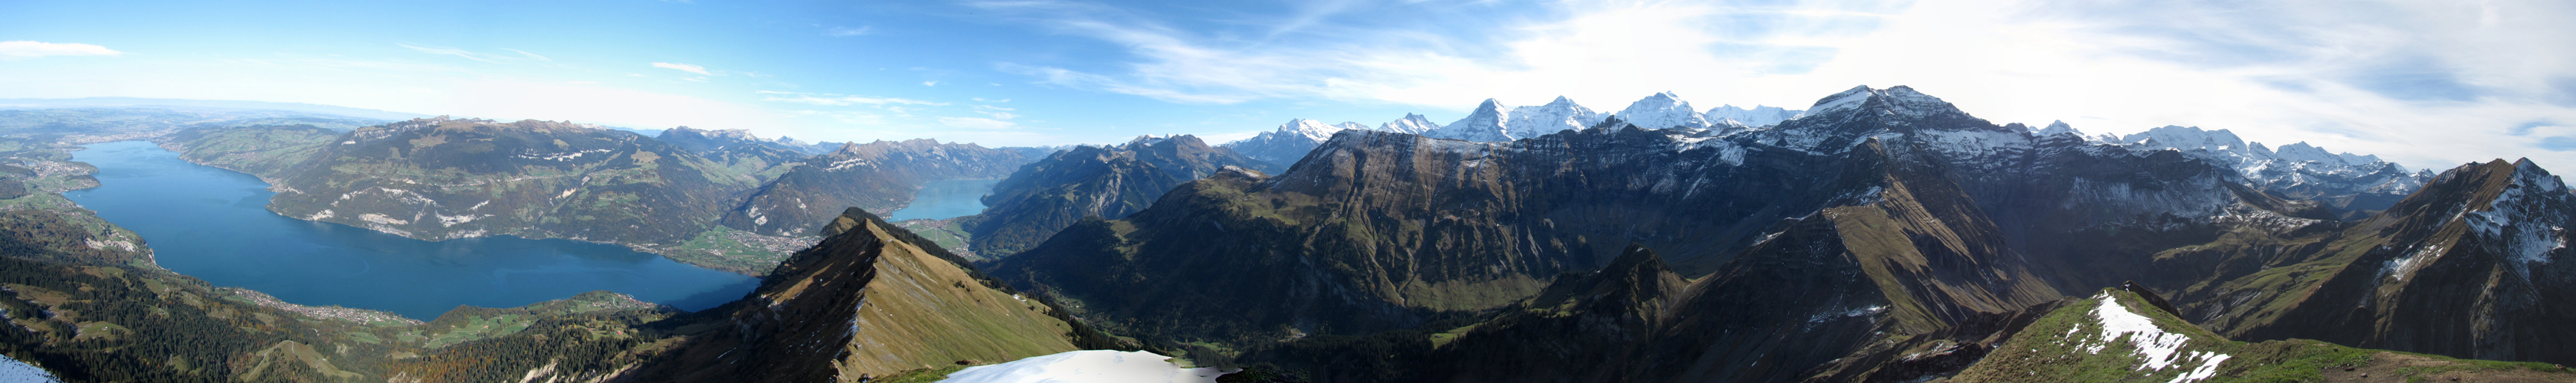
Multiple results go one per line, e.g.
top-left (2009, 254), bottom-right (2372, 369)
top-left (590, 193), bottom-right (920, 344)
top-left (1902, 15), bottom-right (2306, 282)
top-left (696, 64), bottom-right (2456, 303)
top-left (2101, 124), bottom-right (2433, 218)
top-left (956, 135), bottom-right (1272, 257)
top-left (628, 208), bottom-right (1108, 382)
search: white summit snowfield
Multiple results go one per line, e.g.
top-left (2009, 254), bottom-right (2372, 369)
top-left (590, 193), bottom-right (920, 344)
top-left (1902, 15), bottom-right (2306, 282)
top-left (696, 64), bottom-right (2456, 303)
top-left (936, 350), bottom-right (1225, 383)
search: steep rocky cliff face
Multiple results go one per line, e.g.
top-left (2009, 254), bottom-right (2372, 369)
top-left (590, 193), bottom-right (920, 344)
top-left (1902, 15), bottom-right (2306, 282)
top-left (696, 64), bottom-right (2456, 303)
top-left (261, 117), bottom-right (762, 247)
top-left (955, 135), bottom-right (1270, 257)
top-left (2177, 159), bottom-right (2576, 365)
top-left (630, 208), bottom-right (1096, 382)
top-left (1416, 139), bottom-right (2065, 383)
top-left (719, 139), bottom-right (1030, 237)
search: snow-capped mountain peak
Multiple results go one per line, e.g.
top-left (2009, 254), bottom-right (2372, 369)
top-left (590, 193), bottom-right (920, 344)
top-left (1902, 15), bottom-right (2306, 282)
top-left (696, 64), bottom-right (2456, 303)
top-left (1423, 96), bottom-right (1607, 142)
top-left (2108, 125), bottom-right (2430, 214)
top-left (2037, 120), bottom-right (2082, 137)
top-left (1807, 85), bottom-right (1879, 115)
top-left (1379, 113), bottom-right (1440, 134)
top-left (1277, 119), bottom-right (1348, 142)
top-left (1613, 91), bottom-right (1713, 131)
top-left (1224, 116), bottom-right (1441, 164)
top-left (1706, 104), bottom-right (1803, 128)
top-left (1802, 85), bottom-right (1961, 119)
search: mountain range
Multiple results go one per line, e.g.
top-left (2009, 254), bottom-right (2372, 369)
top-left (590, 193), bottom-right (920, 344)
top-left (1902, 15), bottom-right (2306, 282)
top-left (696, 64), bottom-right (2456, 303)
top-left (1221, 93), bottom-right (1804, 165)
top-left (13, 84), bottom-right (2576, 383)
top-left (955, 135), bottom-right (1272, 257)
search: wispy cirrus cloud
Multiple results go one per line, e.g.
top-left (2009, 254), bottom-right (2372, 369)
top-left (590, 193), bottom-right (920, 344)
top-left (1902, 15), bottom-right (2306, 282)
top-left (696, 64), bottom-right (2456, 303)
top-left (0, 41), bottom-right (122, 59)
top-left (651, 62), bottom-right (713, 75)
top-left (827, 26), bottom-right (873, 37)
top-left (756, 90), bottom-right (949, 106)
top-left (397, 43), bottom-right (552, 64)
top-left (939, 116), bottom-right (1018, 129)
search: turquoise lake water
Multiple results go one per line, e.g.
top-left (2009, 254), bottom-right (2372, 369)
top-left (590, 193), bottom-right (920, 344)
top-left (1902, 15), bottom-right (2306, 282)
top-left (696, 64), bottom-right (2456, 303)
top-left (61, 141), bottom-right (757, 320)
top-left (887, 178), bottom-right (1001, 221)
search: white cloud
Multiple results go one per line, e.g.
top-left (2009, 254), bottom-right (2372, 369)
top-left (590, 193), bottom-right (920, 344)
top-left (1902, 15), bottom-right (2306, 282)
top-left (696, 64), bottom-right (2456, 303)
top-left (939, 116), bottom-right (1020, 129)
top-left (924, 80), bottom-right (940, 87)
top-left (652, 62), bottom-right (712, 75)
top-left (757, 90), bottom-right (949, 106)
top-left (0, 41), bottom-right (121, 59)
top-left (503, 48), bottom-right (552, 62)
top-left (979, 111), bottom-right (1021, 120)
top-left (975, 104), bottom-right (1015, 111)
top-left (397, 43), bottom-right (542, 64)
top-left (793, 110), bottom-right (886, 125)
top-left (828, 26), bottom-right (873, 37)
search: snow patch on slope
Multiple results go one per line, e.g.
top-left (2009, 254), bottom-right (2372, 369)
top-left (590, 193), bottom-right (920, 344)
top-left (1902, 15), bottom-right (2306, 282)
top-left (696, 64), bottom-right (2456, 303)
top-left (937, 350), bottom-right (1224, 383)
top-left (2074, 292), bottom-right (2233, 382)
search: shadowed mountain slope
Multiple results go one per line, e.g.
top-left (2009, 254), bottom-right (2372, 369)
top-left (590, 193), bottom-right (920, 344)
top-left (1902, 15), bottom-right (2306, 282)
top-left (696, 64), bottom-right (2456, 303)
top-left (719, 139), bottom-right (1030, 237)
top-left (954, 135), bottom-right (1271, 257)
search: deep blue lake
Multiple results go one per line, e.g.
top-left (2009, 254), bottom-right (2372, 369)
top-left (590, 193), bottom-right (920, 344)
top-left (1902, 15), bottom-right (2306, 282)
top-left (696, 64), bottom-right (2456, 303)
top-left (62, 141), bottom-right (757, 320)
top-left (887, 178), bottom-right (1000, 221)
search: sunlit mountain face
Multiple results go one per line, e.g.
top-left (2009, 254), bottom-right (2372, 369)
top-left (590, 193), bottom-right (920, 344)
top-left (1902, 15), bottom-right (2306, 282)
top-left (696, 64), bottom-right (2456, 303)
top-left (4, 0), bottom-right (2574, 381)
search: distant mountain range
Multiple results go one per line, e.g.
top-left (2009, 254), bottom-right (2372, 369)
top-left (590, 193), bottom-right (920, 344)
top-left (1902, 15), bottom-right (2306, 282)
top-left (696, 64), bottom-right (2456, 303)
top-left (955, 135), bottom-right (1271, 257)
top-left (1221, 92), bottom-right (1805, 165)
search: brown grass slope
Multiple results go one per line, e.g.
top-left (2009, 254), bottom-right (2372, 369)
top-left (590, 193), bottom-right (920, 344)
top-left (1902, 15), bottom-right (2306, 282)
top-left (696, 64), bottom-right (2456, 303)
top-left (628, 208), bottom-right (1090, 382)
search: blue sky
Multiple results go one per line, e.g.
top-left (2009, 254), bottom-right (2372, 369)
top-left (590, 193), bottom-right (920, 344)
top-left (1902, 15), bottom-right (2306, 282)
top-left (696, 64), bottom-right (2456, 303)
top-left (5, 0), bottom-right (2575, 170)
